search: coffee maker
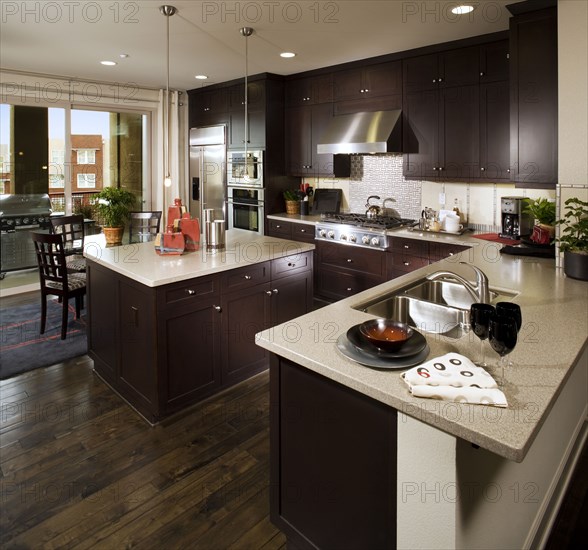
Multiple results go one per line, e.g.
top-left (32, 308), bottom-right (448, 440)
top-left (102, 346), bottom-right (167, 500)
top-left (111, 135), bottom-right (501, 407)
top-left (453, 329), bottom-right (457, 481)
top-left (500, 197), bottom-right (532, 239)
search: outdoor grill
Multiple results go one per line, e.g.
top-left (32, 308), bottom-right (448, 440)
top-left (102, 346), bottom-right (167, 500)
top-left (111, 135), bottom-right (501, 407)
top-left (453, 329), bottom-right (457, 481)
top-left (0, 193), bottom-right (53, 277)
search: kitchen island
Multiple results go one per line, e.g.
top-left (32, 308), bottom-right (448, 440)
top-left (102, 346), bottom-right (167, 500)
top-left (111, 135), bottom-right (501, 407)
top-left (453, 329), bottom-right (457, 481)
top-left (85, 229), bottom-right (314, 423)
top-left (256, 234), bottom-right (588, 549)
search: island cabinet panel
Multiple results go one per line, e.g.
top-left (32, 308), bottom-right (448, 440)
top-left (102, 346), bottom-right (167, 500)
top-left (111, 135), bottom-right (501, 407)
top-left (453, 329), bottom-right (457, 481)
top-left (270, 356), bottom-right (397, 549)
top-left (315, 241), bottom-right (386, 301)
top-left (87, 251), bottom-right (313, 423)
top-left (509, 7), bottom-right (557, 187)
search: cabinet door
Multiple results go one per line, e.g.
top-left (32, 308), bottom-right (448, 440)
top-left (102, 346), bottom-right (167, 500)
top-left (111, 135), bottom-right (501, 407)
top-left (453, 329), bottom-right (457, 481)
top-left (285, 105), bottom-right (312, 175)
top-left (267, 219), bottom-right (292, 239)
top-left (311, 103), bottom-right (335, 176)
top-left (440, 84), bottom-right (479, 179)
top-left (440, 46), bottom-right (480, 87)
top-left (229, 110), bottom-right (265, 149)
top-left (221, 283), bottom-right (271, 387)
top-left (364, 61), bottom-right (402, 96)
top-left (403, 89), bottom-right (439, 179)
top-left (480, 40), bottom-right (509, 83)
top-left (403, 53), bottom-right (439, 93)
top-left (189, 89), bottom-right (229, 127)
top-left (510, 8), bottom-right (557, 186)
top-left (161, 297), bottom-right (222, 413)
top-left (228, 82), bottom-right (265, 112)
top-left (480, 80), bottom-right (510, 181)
top-left (290, 222), bottom-right (315, 243)
top-left (333, 67), bottom-right (364, 101)
top-left (271, 271), bottom-right (313, 327)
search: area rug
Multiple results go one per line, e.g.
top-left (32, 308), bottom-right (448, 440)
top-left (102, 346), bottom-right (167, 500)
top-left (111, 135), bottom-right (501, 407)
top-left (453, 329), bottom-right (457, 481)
top-left (0, 299), bottom-right (87, 380)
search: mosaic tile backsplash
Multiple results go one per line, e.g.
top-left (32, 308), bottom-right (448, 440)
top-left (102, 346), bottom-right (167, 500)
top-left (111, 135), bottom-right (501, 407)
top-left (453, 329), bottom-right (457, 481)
top-left (347, 154), bottom-right (423, 220)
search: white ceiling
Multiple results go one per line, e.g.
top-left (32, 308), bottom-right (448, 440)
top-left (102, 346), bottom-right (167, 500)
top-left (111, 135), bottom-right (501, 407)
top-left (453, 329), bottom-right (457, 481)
top-left (0, 1), bottom-right (512, 91)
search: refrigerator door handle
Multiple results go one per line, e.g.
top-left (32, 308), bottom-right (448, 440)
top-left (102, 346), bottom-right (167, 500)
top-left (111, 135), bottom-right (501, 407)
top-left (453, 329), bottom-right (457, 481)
top-left (192, 177), bottom-right (200, 201)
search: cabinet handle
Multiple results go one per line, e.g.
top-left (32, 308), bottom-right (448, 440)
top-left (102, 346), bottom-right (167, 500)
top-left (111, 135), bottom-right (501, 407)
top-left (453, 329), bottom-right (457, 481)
top-left (300, 229), bottom-right (306, 233)
top-left (186, 289), bottom-right (196, 295)
top-left (433, 167), bottom-right (438, 171)
top-left (288, 262), bottom-right (296, 267)
top-left (480, 167), bottom-right (486, 172)
top-left (364, 88), bottom-right (369, 93)
top-left (438, 77), bottom-right (443, 82)
top-left (265, 290), bottom-right (273, 296)
top-left (438, 167), bottom-right (444, 171)
top-left (404, 244), bottom-right (409, 249)
top-left (433, 79), bottom-right (437, 83)
top-left (272, 288), bottom-right (279, 294)
top-left (276, 224), bottom-right (281, 228)
top-left (449, 252), bottom-right (455, 256)
top-left (480, 71), bottom-right (485, 76)
top-left (131, 306), bottom-right (138, 327)
top-left (346, 287), bottom-right (353, 292)
top-left (507, 169), bottom-right (511, 173)
top-left (404, 261), bottom-right (410, 266)
top-left (243, 275), bottom-right (252, 280)
top-left (213, 305), bottom-right (222, 312)
top-left (346, 258), bottom-right (353, 263)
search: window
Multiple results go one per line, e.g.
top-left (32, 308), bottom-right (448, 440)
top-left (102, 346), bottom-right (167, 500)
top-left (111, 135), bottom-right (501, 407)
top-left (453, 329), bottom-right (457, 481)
top-left (77, 173), bottom-right (96, 188)
top-left (49, 174), bottom-right (64, 188)
top-left (77, 149), bottom-right (96, 164)
top-left (51, 150), bottom-right (64, 164)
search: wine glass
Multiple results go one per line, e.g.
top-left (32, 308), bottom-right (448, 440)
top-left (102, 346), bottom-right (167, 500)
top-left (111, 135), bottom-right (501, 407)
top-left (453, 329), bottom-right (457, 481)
top-left (469, 303), bottom-right (495, 367)
top-left (489, 314), bottom-right (518, 384)
top-left (495, 302), bottom-right (522, 366)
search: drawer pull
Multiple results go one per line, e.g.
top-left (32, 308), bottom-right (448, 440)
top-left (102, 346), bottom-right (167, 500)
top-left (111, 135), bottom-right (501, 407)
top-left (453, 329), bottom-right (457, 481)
top-left (243, 275), bottom-right (252, 280)
top-left (272, 288), bottom-right (279, 294)
top-left (213, 305), bottom-right (222, 312)
top-left (300, 229), bottom-right (306, 233)
top-left (266, 290), bottom-right (273, 296)
top-left (186, 289), bottom-right (196, 295)
top-left (288, 262), bottom-right (296, 267)
top-left (404, 244), bottom-right (409, 249)
top-left (276, 224), bottom-right (281, 228)
top-left (346, 287), bottom-right (353, 292)
top-left (346, 258), bottom-right (353, 263)
top-left (404, 261), bottom-right (410, 266)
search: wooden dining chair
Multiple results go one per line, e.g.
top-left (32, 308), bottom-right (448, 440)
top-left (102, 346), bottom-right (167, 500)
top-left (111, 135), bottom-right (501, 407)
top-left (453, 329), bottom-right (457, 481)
top-left (129, 211), bottom-right (162, 243)
top-left (50, 214), bottom-right (86, 272)
top-left (32, 232), bottom-right (87, 340)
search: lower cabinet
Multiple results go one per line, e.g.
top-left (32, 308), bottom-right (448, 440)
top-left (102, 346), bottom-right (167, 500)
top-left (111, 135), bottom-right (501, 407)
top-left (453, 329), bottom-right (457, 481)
top-left (270, 355), bottom-right (397, 549)
top-left (87, 251), bottom-right (313, 422)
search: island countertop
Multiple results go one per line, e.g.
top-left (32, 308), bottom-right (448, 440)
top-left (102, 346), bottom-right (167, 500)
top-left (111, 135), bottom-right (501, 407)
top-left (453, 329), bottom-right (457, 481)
top-left (83, 229), bottom-right (314, 287)
top-left (256, 239), bottom-right (588, 462)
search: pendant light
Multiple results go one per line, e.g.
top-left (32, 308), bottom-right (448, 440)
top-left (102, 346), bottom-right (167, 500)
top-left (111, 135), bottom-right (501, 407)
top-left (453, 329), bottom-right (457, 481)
top-left (240, 27), bottom-right (254, 180)
top-left (160, 5), bottom-right (176, 189)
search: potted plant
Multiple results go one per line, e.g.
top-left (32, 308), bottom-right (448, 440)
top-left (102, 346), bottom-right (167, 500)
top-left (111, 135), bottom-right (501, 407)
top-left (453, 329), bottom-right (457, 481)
top-left (283, 189), bottom-right (303, 215)
top-left (94, 187), bottom-right (137, 245)
top-left (523, 197), bottom-right (556, 244)
top-left (556, 197), bottom-right (588, 281)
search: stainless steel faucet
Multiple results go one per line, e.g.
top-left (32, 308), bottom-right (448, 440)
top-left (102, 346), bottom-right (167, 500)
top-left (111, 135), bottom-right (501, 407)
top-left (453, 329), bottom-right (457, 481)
top-left (426, 262), bottom-right (491, 304)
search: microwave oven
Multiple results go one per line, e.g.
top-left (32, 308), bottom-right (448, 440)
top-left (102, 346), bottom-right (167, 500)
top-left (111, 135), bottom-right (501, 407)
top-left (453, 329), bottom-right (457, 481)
top-left (227, 150), bottom-right (263, 187)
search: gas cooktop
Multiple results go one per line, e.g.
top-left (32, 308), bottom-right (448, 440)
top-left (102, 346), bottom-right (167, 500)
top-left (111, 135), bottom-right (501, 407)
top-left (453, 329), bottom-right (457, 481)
top-left (315, 212), bottom-right (416, 249)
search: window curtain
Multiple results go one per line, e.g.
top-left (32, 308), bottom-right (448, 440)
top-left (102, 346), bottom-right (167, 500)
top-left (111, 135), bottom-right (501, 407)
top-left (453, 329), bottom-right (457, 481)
top-left (155, 89), bottom-right (184, 219)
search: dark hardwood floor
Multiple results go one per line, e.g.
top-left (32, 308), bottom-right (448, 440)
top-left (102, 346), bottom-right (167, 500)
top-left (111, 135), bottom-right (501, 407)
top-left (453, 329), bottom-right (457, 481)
top-left (1, 291), bottom-right (586, 549)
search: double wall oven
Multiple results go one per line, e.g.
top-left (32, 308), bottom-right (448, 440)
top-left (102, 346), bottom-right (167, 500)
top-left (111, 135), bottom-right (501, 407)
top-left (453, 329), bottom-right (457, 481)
top-left (226, 150), bottom-right (264, 234)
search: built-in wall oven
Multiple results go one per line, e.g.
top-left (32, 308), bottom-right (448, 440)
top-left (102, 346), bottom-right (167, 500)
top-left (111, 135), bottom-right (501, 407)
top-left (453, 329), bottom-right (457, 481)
top-left (227, 150), bottom-right (263, 187)
top-left (227, 187), bottom-right (264, 235)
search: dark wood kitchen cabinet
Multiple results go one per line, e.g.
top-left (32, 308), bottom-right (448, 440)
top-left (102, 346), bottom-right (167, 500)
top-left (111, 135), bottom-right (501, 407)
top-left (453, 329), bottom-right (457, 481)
top-left (403, 41), bottom-right (510, 182)
top-left (333, 60), bottom-right (402, 114)
top-left (509, 7), bottom-right (558, 187)
top-left (285, 73), bottom-right (333, 106)
top-left (285, 102), bottom-right (335, 177)
top-left (267, 219), bottom-right (316, 244)
top-left (228, 81), bottom-right (266, 148)
top-left (188, 88), bottom-right (229, 128)
top-left (270, 355), bottom-right (397, 549)
top-left (87, 250), bottom-right (313, 423)
top-left (315, 241), bottom-right (386, 301)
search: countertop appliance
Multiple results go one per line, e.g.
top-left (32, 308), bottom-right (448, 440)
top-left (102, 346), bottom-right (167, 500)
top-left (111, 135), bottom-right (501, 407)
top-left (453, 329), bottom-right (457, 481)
top-left (227, 150), bottom-right (263, 188)
top-left (315, 212), bottom-right (416, 250)
top-left (0, 193), bottom-right (53, 277)
top-left (189, 126), bottom-right (227, 226)
top-left (500, 196), bottom-right (532, 240)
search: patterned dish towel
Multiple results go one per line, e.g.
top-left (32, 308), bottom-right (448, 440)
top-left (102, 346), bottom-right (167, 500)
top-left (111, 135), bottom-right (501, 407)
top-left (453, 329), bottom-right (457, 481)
top-left (401, 352), bottom-right (508, 407)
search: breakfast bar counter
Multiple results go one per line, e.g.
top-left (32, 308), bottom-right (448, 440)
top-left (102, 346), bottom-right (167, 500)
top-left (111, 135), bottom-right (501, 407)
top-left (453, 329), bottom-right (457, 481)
top-left (256, 238), bottom-right (588, 549)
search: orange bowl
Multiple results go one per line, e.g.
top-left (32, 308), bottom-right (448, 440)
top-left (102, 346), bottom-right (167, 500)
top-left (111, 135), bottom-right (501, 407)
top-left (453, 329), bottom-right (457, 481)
top-left (358, 319), bottom-right (414, 351)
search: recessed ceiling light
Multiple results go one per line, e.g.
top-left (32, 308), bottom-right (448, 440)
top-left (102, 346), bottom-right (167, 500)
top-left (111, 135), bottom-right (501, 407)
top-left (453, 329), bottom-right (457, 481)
top-left (195, 75), bottom-right (208, 80)
top-left (451, 5), bottom-right (475, 14)
top-left (280, 52), bottom-right (296, 58)
top-left (119, 53), bottom-right (129, 59)
top-left (100, 60), bottom-right (117, 66)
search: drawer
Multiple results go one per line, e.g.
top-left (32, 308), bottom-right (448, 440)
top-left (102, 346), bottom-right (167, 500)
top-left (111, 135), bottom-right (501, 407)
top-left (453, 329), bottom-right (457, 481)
top-left (429, 242), bottom-right (469, 261)
top-left (386, 253), bottom-right (429, 274)
top-left (318, 242), bottom-right (385, 277)
top-left (272, 251), bottom-right (313, 280)
top-left (316, 266), bottom-right (384, 300)
top-left (161, 276), bottom-right (218, 307)
top-left (222, 261), bottom-right (271, 292)
top-left (291, 223), bottom-right (315, 243)
top-left (267, 219), bottom-right (292, 238)
top-left (389, 237), bottom-right (429, 258)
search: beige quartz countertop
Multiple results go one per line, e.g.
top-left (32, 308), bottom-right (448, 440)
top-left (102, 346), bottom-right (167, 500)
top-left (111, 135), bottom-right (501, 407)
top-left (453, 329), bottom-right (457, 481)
top-left (84, 229), bottom-right (314, 287)
top-left (256, 236), bottom-right (588, 462)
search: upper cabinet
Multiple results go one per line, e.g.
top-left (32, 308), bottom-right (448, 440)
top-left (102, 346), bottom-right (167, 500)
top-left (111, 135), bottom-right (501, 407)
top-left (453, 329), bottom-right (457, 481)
top-left (509, 7), bottom-right (558, 187)
top-left (188, 88), bottom-right (229, 128)
top-left (403, 41), bottom-right (510, 182)
top-left (285, 74), bottom-right (333, 106)
top-left (333, 61), bottom-right (402, 115)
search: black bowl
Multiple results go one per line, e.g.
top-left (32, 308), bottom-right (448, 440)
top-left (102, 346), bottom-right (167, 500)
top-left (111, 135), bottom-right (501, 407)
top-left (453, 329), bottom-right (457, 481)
top-left (358, 319), bottom-right (414, 351)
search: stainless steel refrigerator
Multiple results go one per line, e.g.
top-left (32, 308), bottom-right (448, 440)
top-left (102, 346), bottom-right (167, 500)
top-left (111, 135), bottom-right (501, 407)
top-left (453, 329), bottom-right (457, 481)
top-left (188, 126), bottom-right (226, 225)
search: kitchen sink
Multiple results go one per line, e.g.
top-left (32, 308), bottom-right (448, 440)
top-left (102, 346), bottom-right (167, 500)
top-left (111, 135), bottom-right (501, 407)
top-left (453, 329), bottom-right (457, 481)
top-left (352, 277), bottom-right (518, 339)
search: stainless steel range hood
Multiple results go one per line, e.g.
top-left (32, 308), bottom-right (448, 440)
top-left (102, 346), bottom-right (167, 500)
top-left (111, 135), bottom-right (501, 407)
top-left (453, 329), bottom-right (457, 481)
top-left (317, 110), bottom-right (402, 154)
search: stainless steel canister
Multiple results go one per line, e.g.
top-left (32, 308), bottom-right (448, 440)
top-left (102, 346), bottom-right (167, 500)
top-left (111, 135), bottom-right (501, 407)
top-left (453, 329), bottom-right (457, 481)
top-left (206, 220), bottom-right (226, 252)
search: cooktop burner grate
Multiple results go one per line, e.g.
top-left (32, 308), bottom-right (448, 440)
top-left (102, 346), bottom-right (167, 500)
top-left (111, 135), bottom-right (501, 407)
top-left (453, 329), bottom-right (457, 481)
top-left (320, 212), bottom-right (416, 229)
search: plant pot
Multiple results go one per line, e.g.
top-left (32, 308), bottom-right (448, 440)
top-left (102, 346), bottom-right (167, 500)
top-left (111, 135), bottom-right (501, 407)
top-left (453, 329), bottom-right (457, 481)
top-left (103, 226), bottom-right (124, 246)
top-left (285, 200), bottom-right (300, 215)
top-left (564, 250), bottom-right (588, 281)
